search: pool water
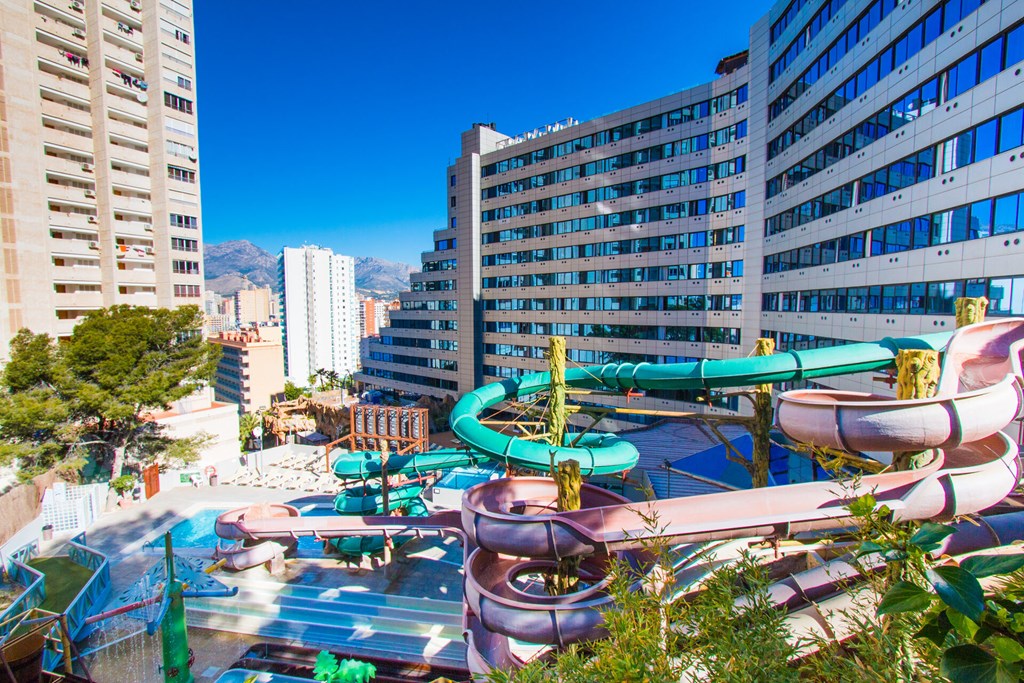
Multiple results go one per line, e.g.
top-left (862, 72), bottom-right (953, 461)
top-left (164, 506), bottom-right (338, 553)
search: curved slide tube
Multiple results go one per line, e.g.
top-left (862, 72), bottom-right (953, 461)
top-left (334, 481), bottom-right (424, 515)
top-left (456, 320), bottom-right (1024, 667)
top-left (214, 504), bottom-right (300, 571)
top-left (332, 447), bottom-right (481, 480)
top-left (449, 332), bottom-right (951, 475)
top-left (461, 431), bottom-right (1019, 648)
top-left (776, 318), bottom-right (1024, 452)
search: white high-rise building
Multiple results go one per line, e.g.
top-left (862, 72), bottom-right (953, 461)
top-left (278, 245), bottom-right (359, 384)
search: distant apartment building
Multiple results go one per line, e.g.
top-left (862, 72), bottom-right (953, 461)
top-left (235, 284), bottom-right (277, 327)
top-left (360, 0), bottom-right (1024, 424)
top-left (0, 0), bottom-right (206, 350)
top-left (278, 245), bottom-right (359, 384)
top-left (358, 296), bottom-right (398, 337)
top-left (209, 328), bottom-right (285, 413)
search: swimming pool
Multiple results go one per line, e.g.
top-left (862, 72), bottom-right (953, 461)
top-left (159, 506), bottom-right (338, 553)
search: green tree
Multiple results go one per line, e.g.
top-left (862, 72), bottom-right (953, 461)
top-left (60, 305), bottom-right (220, 480)
top-left (0, 330), bottom-right (74, 477)
top-left (284, 381), bottom-right (304, 401)
top-left (239, 411), bottom-right (260, 450)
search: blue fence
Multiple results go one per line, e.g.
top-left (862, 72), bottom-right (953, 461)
top-left (64, 532), bottom-right (111, 640)
top-left (0, 540), bottom-right (46, 639)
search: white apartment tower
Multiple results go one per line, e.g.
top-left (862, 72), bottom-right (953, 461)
top-left (0, 0), bottom-right (205, 347)
top-left (279, 245), bottom-right (359, 384)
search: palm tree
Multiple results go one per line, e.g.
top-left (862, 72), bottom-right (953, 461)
top-left (238, 412), bottom-right (260, 451)
top-left (326, 369), bottom-right (341, 390)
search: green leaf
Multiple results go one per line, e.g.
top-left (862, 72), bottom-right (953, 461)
top-left (855, 540), bottom-right (885, 558)
top-left (962, 554), bottom-right (1024, 579)
top-left (847, 494), bottom-right (876, 517)
top-left (928, 566), bottom-right (986, 623)
top-left (941, 644), bottom-right (1021, 683)
top-left (911, 522), bottom-right (956, 549)
top-left (877, 581), bottom-right (933, 615)
top-left (947, 608), bottom-right (980, 639)
top-left (990, 636), bottom-right (1024, 663)
top-left (916, 611), bottom-right (953, 646)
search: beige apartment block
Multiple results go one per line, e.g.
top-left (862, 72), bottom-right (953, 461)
top-left (235, 284), bottom-right (276, 327)
top-left (210, 328), bottom-right (285, 413)
top-left (0, 0), bottom-right (204, 351)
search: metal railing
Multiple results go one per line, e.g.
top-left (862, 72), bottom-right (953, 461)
top-left (63, 531), bottom-right (111, 640)
top-left (0, 541), bottom-right (46, 639)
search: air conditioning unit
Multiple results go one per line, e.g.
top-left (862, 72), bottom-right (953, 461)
top-left (84, 189), bottom-right (95, 198)
top-left (143, 224), bottom-right (153, 232)
top-left (72, 28), bottom-right (85, 39)
top-left (134, 53), bottom-right (143, 62)
top-left (81, 163), bottom-right (93, 172)
top-left (69, 1), bottom-right (83, 11)
top-left (145, 246), bottom-right (154, 255)
top-left (129, 0), bottom-right (141, 10)
top-left (87, 240), bottom-right (99, 250)
top-left (87, 215), bottom-right (98, 224)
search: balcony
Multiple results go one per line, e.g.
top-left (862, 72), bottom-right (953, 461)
top-left (43, 154), bottom-right (94, 179)
top-left (112, 218), bottom-right (152, 237)
top-left (110, 193), bottom-right (150, 213)
top-left (40, 98), bottom-right (91, 128)
top-left (51, 264), bottom-right (101, 283)
top-left (47, 183), bottom-right (96, 205)
top-left (104, 84), bottom-right (147, 118)
top-left (109, 168), bottom-right (150, 191)
top-left (115, 267), bottom-right (155, 285)
top-left (108, 143), bottom-right (149, 167)
top-left (106, 116), bottom-right (147, 144)
top-left (50, 236), bottom-right (101, 257)
top-left (102, 15), bottom-right (142, 49)
top-left (40, 127), bottom-right (92, 155)
top-left (54, 290), bottom-right (104, 308)
top-left (101, 29), bottom-right (143, 63)
top-left (36, 13), bottom-right (87, 45)
top-left (49, 211), bottom-right (98, 231)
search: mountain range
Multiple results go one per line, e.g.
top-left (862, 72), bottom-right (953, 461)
top-left (203, 240), bottom-right (416, 299)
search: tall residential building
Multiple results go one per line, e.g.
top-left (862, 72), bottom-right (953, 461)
top-left (209, 329), bottom-right (285, 413)
top-left (234, 284), bottom-right (276, 327)
top-left (358, 296), bottom-right (397, 337)
top-left (0, 0), bottom-right (205, 349)
top-left (278, 245), bottom-right (359, 384)
top-left (360, 0), bottom-right (1024, 425)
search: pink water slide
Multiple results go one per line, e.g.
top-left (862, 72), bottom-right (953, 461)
top-left (214, 503), bottom-right (300, 571)
top-left (215, 319), bottom-right (1024, 673)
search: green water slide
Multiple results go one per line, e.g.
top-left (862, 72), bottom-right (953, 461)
top-left (448, 331), bottom-right (954, 476)
top-left (334, 481), bottom-right (425, 514)
top-left (331, 447), bottom-right (481, 480)
top-left (328, 496), bottom-right (429, 557)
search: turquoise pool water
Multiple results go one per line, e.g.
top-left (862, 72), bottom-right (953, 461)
top-left (163, 506), bottom-right (336, 552)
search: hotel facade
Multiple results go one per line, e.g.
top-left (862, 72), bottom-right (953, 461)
top-left (358, 0), bottom-right (1024, 420)
top-left (0, 0), bottom-right (206, 348)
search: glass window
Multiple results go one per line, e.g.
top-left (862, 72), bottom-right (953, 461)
top-left (979, 37), bottom-right (1004, 82)
top-left (973, 118), bottom-right (998, 161)
top-left (970, 199), bottom-right (992, 239)
top-left (999, 108), bottom-right (1024, 153)
top-left (1007, 25), bottom-right (1024, 69)
top-left (994, 194), bottom-right (1020, 235)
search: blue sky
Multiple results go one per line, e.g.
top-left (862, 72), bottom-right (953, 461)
top-left (194, 1), bottom-right (770, 266)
